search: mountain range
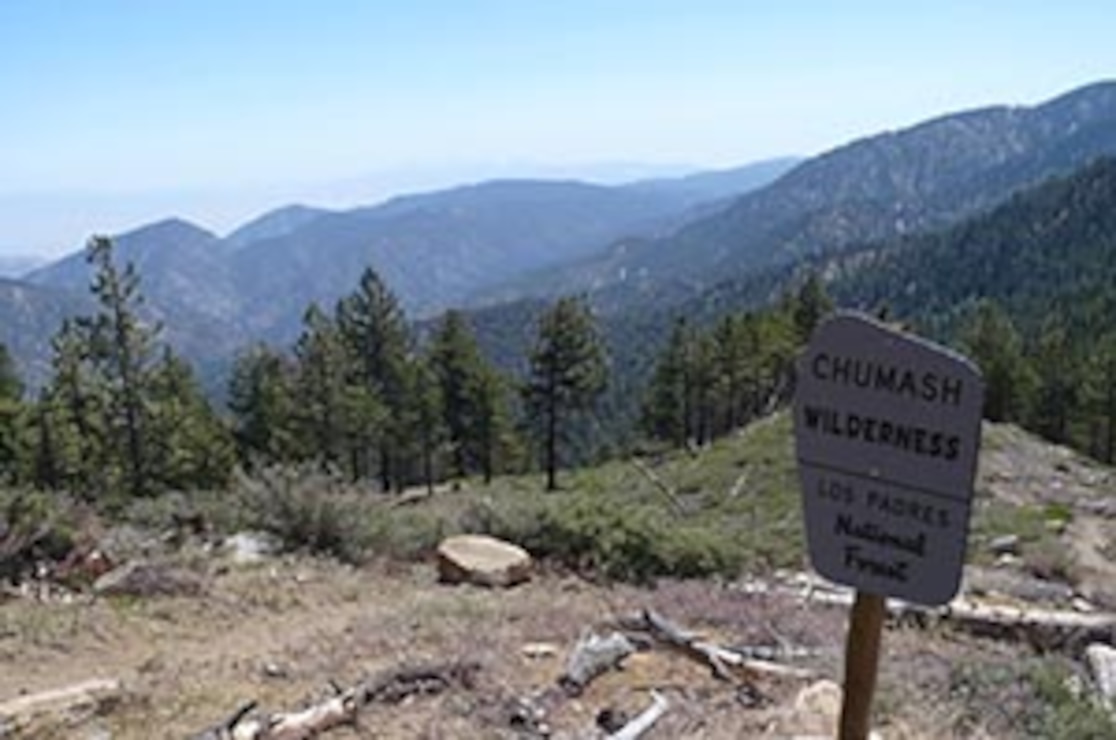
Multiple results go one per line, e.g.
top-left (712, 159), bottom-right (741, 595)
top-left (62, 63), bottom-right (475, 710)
top-left (489, 81), bottom-right (1116, 314)
top-left (2, 80), bottom-right (1116, 391)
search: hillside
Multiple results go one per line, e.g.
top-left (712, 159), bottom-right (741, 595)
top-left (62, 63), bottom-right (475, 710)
top-left (10, 167), bottom-right (786, 373)
top-left (3, 414), bottom-right (1114, 738)
top-left (824, 155), bottom-right (1116, 339)
top-left (516, 81), bottom-right (1116, 315)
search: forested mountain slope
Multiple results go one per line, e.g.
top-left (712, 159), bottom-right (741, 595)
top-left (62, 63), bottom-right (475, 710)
top-left (523, 81), bottom-right (1116, 314)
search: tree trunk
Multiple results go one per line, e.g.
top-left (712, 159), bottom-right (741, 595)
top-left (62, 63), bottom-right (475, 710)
top-left (546, 371), bottom-right (559, 491)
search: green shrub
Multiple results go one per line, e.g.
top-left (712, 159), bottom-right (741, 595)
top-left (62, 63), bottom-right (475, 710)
top-left (232, 465), bottom-right (384, 564)
top-left (0, 488), bottom-right (82, 581)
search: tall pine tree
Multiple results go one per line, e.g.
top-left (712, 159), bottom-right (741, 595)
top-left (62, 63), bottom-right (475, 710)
top-left (337, 268), bottom-right (411, 491)
top-left (523, 296), bottom-right (606, 490)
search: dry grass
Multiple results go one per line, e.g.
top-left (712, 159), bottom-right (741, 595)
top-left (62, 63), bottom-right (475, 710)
top-left (2, 556), bottom-right (1102, 739)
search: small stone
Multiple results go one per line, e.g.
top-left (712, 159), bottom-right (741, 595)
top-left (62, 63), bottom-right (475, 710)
top-left (989, 534), bottom-right (1020, 556)
top-left (262, 661), bottom-right (288, 679)
top-left (521, 642), bottom-right (559, 659)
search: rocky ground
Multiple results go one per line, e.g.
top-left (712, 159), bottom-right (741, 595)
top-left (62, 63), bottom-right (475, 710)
top-left (1, 422), bottom-right (1114, 739)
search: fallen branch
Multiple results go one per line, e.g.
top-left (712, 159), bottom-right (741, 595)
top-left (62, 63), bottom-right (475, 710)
top-left (196, 660), bottom-right (480, 740)
top-left (606, 690), bottom-right (669, 740)
top-left (561, 631), bottom-right (636, 694)
top-left (0, 678), bottom-right (122, 734)
top-left (795, 579), bottom-right (1116, 651)
top-left (629, 458), bottom-right (686, 516)
top-left (620, 609), bottom-right (815, 682)
top-left (625, 609), bottom-right (734, 681)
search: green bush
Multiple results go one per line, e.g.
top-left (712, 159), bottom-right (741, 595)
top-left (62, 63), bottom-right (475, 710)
top-left (465, 487), bottom-right (743, 584)
top-left (232, 465), bottom-right (384, 564)
top-left (0, 488), bottom-right (82, 581)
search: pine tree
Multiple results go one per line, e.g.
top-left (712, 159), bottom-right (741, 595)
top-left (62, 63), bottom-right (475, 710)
top-left (523, 296), bottom-right (607, 490)
top-left (37, 318), bottom-right (107, 495)
top-left (0, 343), bottom-right (24, 483)
top-left (228, 344), bottom-right (297, 465)
top-left (337, 268), bottom-right (412, 490)
top-left (1030, 317), bottom-right (1078, 444)
top-left (959, 300), bottom-right (1035, 423)
top-left (148, 348), bottom-right (235, 490)
top-left (85, 236), bottom-right (160, 498)
top-left (410, 356), bottom-right (446, 493)
top-left (792, 271), bottom-right (834, 342)
top-left (471, 365), bottom-right (515, 484)
top-left (430, 310), bottom-right (489, 478)
top-left (1083, 333), bottom-right (1116, 464)
top-left (642, 317), bottom-right (694, 448)
top-left (292, 304), bottom-right (351, 468)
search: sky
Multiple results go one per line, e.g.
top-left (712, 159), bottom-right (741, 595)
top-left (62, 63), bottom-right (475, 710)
top-left (1, 1), bottom-right (1114, 258)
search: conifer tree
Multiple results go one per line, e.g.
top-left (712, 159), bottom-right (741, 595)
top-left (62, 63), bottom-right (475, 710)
top-left (959, 300), bottom-right (1034, 423)
top-left (642, 317), bottom-right (694, 448)
top-left (0, 344), bottom-right (24, 482)
top-left (410, 356), bottom-right (446, 493)
top-left (148, 348), bottom-right (235, 490)
top-left (292, 304), bottom-right (351, 468)
top-left (430, 310), bottom-right (491, 479)
top-left (37, 318), bottom-right (106, 495)
top-left (228, 344), bottom-right (297, 465)
top-left (471, 365), bottom-right (516, 483)
top-left (1030, 317), bottom-right (1078, 444)
top-left (792, 271), bottom-right (834, 342)
top-left (85, 236), bottom-right (160, 498)
top-left (337, 268), bottom-right (411, 490)
top-left (523, 296), bottom-right (606, 490)
top-left (1083, 333), bottom-right (1116, 464)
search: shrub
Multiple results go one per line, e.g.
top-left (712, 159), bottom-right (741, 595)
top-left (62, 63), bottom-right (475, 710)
top-left (232, 465), bottom-right (384, 564)
top-left (0, 488), bottom-right (82, 582)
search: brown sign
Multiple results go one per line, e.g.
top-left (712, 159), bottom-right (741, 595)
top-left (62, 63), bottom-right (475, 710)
top-left (794, 313), bottom-right (984, 606)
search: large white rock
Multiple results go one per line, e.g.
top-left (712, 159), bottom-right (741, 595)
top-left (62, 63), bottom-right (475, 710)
top-left (436, 534), bottom-right (532, 588)
top-left (1086, 643), bottom-right (1116, 705)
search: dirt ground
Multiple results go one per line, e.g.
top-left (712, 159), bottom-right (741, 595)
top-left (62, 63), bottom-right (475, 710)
top-left (2, 422), bottom-right (1114, 739)
top-left (0, 555), bottom-right (1081, 740)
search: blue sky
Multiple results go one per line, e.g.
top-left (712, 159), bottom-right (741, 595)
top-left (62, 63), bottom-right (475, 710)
top-left (1, 1), bottom-right (1114, 257)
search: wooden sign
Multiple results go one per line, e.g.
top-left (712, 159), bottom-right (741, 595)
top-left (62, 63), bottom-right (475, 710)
top-left (795, 312), bottom-right (984, 606)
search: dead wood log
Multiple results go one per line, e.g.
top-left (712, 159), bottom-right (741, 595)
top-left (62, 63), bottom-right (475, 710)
top-left (0, 678), bottom-right (122, 732)
top-left (197, 660), bottom-right (480, 740)
top-left (624, 609), bottom-right (735, 681)
top-left (620, 609), bottom-right (815, 682)
top-left (561, 631), bottom-right (637, 694)
top-left (605, 690), bottom-right (668, 740)
top-left (795, 581), bottom-right (1116, 651)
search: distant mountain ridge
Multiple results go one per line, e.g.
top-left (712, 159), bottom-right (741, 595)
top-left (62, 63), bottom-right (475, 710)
top-left (6, 79), bottom-right (1116, 391)
top-left (512, 80), bottom-right (1116, 314)
top-left (7, 160), bottom-right (789, 379)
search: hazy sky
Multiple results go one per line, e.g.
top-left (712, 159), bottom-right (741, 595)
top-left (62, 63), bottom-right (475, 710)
top-left (2, 1), bottom-right (1114, 257)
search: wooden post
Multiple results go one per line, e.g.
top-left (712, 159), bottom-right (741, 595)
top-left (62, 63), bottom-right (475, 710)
top-left (839, 591), bottom-right (886, 740)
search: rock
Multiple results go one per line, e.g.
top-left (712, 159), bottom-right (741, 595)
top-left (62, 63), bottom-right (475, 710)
top-left (520, 642), bottom-right (559, 659)
top-left (1086, 643), bottom-right (1116, 705)
top-left (224, 531), bottom-right (281, 564)
top-left (768, 678), bottom-right (882, 739)
top-left (989, 534), bottom-right (1020, 556)
top-left (436, 535), bottom-right (532, 588)
top-left (93, 560), bottom-right (203, 598)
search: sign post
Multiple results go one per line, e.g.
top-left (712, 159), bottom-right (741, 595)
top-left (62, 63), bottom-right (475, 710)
top-left (794, 313), bottom-right (984, 739)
